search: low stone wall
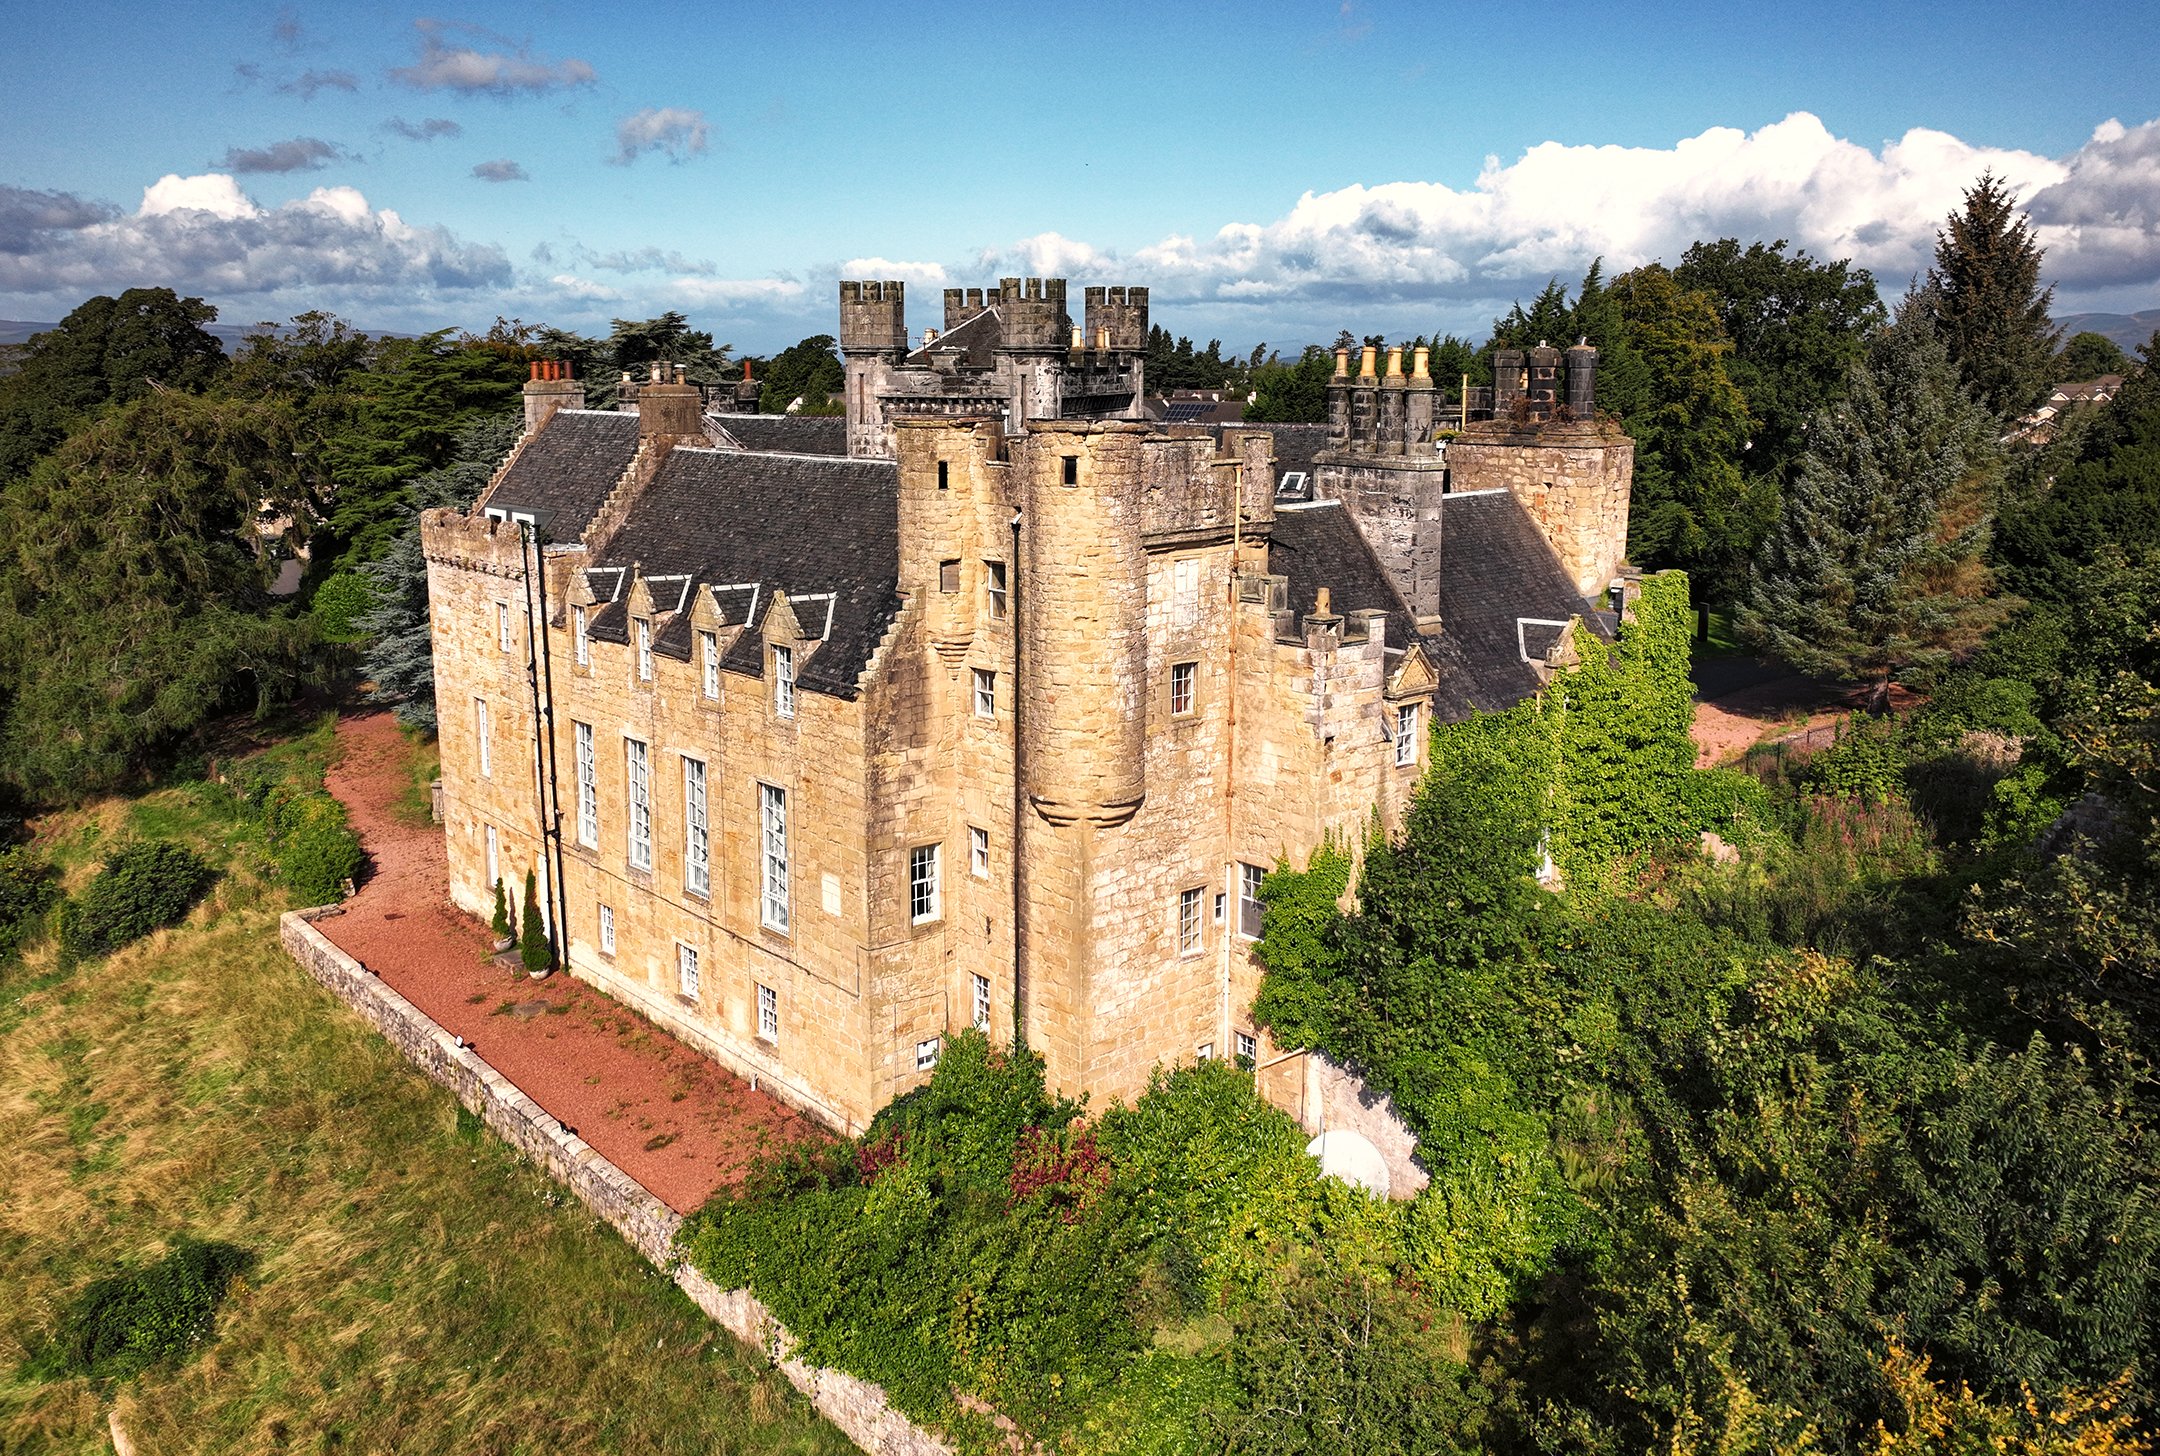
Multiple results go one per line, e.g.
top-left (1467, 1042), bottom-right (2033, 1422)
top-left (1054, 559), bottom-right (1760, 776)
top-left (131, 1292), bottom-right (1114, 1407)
top-left (280, 907), bottom-right (950, 1456)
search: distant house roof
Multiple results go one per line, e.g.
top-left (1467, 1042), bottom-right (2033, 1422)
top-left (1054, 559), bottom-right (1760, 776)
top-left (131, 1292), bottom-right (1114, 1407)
top-left (481, 410), bottom-right (641, 542)
top-left (584, 447), bottom-right (901, 700)
top-left (707, 413), bottom-right (849, 456)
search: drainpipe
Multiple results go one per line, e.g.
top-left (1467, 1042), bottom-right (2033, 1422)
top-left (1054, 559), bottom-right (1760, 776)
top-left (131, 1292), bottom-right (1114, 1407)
top-left (1010, 507), bottom-right (1027, 1053)
top-left (517, 519), bottom-right (568, 968)
top-left (532, 534), bottom-right (570, 965)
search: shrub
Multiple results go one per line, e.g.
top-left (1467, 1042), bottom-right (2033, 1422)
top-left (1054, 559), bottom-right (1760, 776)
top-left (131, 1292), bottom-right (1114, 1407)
top-left (491, 876), bottom-right (511, 939)
top-left (47, 1238), bottom-right (253, 1379)
top-left (309, 570), bottom-right (375, 644)
top-left (0, 848), bottom-right (59, 961)
top-left (264, 788), bottom-right (363, 904)
top-left (58, 841), bottom-right (213, 961)
top-left (519, 866), bottom-right (550, 974)
top-left (1807, 715), bottom-right (1908, 804)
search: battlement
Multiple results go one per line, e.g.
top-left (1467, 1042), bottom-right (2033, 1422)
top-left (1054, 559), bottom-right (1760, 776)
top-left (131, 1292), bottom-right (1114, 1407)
top-left (839, 279), bottom-right (908, 354)
top-left (1083, 285), bottom-right (1149, 352)
top-left (997, 276), bottom-right (1070, 351)
top-left (942, 286), bottom-right (994, 332)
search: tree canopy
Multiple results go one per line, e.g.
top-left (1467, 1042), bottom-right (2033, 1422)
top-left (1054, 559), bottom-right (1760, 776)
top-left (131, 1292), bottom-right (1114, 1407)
top-left (1926, 172), bottom-right (2060, 418)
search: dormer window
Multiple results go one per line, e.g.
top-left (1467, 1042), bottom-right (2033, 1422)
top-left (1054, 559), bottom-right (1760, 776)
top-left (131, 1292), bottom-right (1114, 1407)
top-left (573, 605), bottom-right (589, 665)
top-left (635, 618), bottom-right (652, 681)
top-left (773, 643), bottom-right (795, 719)
top-left (700, 630), bottom-right (719, 698)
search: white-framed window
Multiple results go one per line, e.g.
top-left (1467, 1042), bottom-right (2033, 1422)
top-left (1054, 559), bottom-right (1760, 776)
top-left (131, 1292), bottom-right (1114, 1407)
top-left (1236, 1031), bottom-right (1257, 1066)
top-left (636, 618), bottom-right (653, 682)
top-left (916, 1037), bottom-right (941, 1072)
top-left (1213, 891), bottom-right (1226, 926)
top-left (759, 783), bottom-right (789, 932)
top-left (909, 843), bottom-right (940, 924)
top-left (969, 825), bottom-right (990, 879)
top-left (972, 973), bottom-right (991, 1030)
top-left (475, 698), bottom-right (492, 778)
top-left (574, 721), bottom-right (597, 848)
top-left (1196, 1042), bottom-right (1215, 1062)
top-left (972, 668), bottom-right (995, 720)
top-left (496, 601), bottom-right (513, 652)
top-left (484, 823), bottom-right (499, 889)
top-left (677, 942), bottom-right (700, 999)
top-left (700, 630), bottom-right (719, 698)
top-left (757, 982), bottom-right (778, 1040)
top-left (573, 604), bottom-right (589, 665)
top-left (626, 738), bottom-right (652, 871)
top-left (772, 644), bottom-right (795, 719)
top-left (599, 903), bottom-right (616, 956)
top-left (1177, 886), bottom-right (1204, 956)
top-left (1238, 861), bottom-right (1265, 939)
top-left (683, 756), bottom-right (709, 897)
top-left (986, 560), bottom-right (1007, 619)
top-left (1395, 703), bottom-right (1419, 767)
top-left (1170, 661), bottom-right (1196, 716)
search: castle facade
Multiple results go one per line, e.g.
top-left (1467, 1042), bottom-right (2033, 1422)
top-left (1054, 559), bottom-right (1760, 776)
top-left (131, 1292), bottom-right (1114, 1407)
top-left (420, 277), bottom-right (1630, 1132)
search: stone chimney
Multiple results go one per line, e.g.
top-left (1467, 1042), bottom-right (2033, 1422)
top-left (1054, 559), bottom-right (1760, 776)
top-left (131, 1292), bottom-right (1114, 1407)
top-left (523, 358), bottom-right (584, 434)
top-left (733, 358), bottom-right (760, 415)
top-left (638, 362), bottom-right (702, 442)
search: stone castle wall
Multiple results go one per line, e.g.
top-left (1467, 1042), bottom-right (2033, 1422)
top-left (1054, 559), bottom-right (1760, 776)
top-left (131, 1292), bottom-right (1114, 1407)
top-left (1447, 421), bottom-right (1634, 597)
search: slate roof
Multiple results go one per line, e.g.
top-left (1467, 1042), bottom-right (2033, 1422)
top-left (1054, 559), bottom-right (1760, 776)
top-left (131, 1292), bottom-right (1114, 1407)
top-left (1268, 501), bottom-right (1421, 651)
top-left (1220, 422), bottom-right (1328, 497)
top-left (708, 413), bottom-right (849, 456)
top-left (1433, 488), bottom-right (1610, 714)
top-left (585, 446), bottom-right (900, 700)
top-left (482, 410), bottom-right (641, 542)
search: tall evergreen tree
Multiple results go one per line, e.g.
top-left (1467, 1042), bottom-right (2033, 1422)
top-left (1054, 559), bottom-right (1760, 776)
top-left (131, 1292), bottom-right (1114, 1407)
top-left (1927, 172), bottom-right (2060, 419)
top-left (1736, 304), bottom-right (2009, 700)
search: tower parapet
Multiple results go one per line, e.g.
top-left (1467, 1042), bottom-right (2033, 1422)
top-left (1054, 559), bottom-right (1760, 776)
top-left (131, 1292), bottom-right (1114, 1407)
top-left (839, 280), bottom-right (908, 356)
top-left (1082, 286), bottom-right (1149, 352)
top-left (996, 277), bottom-right (1070, 353)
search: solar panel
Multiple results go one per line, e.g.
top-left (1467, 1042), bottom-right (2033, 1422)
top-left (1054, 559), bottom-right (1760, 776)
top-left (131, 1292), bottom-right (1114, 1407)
top-left (1163, 400), bottom-right (1210, 422)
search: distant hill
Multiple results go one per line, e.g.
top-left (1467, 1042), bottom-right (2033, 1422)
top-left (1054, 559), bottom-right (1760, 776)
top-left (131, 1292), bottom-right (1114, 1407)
top-left (0, 319), bottom-right (425, 349)
top-left (2055, 309), bottom-right (2160, 354)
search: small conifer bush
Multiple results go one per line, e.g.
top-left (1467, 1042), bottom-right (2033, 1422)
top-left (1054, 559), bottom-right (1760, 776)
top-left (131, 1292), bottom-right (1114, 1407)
top-left (57, 841), bottom-right (213, 961)
top-left (519, 867), bottom-right (550, 974)
top-left (491, 877), bottom-right (511, 940)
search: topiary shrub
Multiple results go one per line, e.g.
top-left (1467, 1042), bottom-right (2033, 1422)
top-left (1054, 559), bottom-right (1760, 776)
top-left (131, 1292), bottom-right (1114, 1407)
top-left (0, 848), bottom-right (60, 962)
top-left (519, 866), bottom-right (550, 974)
top-left (47, 1238), bottom-right (253, 1380)
top-left (490, 877), bottom-right (511, 940)
top-left (58, 841), bottom-right (214, 961)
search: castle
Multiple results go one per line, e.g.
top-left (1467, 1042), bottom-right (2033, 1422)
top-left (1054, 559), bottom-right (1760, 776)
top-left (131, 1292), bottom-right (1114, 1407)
top-left (420, 276), bottom-right (1632, 1133)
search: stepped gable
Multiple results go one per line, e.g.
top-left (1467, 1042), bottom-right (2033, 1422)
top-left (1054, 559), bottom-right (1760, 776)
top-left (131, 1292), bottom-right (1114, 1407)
top-left (482, 410), bottom-right (642, 542)
top-left (585, 447), bottom-right (901, 700)
top-left (1436, 489), bottom-right (1611, 712)
top-left (707, 413), bottom-right (848, 456)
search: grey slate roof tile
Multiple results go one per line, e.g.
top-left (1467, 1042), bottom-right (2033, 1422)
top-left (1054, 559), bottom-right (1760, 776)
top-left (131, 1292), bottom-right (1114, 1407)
top-left (482, 410), bottom-right (641, 542)
top-left (708, 414), bottom-right (849, 456)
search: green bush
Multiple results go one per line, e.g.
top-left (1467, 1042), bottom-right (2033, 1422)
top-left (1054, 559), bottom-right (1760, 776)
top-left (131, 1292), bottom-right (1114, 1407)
top-left (264, 787), bottom-right (363, 904)
top-left (57, 841), bottom-right (213, 961)
top-left (1806, 716), bottom-right (1908, 804)
top-left (47, 1238), bottom-right (253, 1379)
top-left (491, 877), bottom-right (511, 940)
top-left (309, 569), bottom-right (376, 644)
top-left (519, 866), bottom-right (550, 973)
top-left (0, 848), bottom-right (59, 961)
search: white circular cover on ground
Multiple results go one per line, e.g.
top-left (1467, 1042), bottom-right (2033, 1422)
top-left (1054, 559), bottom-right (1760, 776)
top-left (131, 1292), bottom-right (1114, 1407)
top-left (1305, 1128), bottom-right (1391, 1198)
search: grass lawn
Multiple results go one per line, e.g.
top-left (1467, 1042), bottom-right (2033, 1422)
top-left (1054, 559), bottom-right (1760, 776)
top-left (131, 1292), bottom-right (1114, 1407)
top-left (0, 722), bottom-right (852, 1456)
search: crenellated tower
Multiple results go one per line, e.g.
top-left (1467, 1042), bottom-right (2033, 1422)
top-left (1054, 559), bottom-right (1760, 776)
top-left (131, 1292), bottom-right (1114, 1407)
top-left (839, 279), bottom-right (907, 457)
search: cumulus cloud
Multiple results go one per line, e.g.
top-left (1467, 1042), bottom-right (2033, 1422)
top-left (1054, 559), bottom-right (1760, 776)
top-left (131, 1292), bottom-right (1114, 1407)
top-left (839, 256), bottom-right (948, 286)
top-left (962, 112), bottom-right (2160, 335)
top-left (384, 116), bottom-right (461, 141)
top-left (218, 137), bottom-right (346, 174)
top-left (472, 159), bottom-right (529, 183)
top-left (278, 68), bottom-right (359, 100)
top-left (0, 172), bottom-right (510, 307)
top-left (611, 107), bottom-right (709, 166)
top-left (587, 246), bottom-right (717, 276)
top-left (389, 19), bottom-right (595, 97)
top-left (547, 273), bottom-right (625, 302)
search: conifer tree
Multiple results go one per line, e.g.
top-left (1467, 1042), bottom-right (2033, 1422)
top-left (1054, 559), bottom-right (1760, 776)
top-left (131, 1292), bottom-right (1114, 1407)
top-left (519, 866), bottom-right (550, 974)
top-left (1736, 304), bottom-right (2010, 701)
top-left (1926, 172), bottom-right (2061, 419)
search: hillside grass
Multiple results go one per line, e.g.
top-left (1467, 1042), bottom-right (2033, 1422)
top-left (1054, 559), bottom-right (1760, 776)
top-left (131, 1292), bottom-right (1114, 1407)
top-left (0, 721), bottom-right (850, 1456)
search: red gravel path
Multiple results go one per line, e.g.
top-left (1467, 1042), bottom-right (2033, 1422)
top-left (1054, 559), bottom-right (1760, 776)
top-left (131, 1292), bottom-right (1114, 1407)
top-left (316, 711), bottom-right (818, 1213)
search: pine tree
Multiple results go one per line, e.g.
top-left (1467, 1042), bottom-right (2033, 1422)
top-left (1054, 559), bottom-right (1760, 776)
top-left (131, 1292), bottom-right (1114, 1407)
top-left (1927, 172), bottom-right (2060, 419)
top-left (356, 412), bottom-right (521, 732)
top-left (1736, 303), bottom-right (2011, 701)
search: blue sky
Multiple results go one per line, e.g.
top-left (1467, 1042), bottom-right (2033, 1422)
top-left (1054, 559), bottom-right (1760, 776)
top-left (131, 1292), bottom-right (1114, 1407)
top-left (3, 1), bottom-right (2155, 352)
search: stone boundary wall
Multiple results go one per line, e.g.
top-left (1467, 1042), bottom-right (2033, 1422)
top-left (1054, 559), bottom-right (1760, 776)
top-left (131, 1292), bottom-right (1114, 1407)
top-left (279, 907), bottom-right (950, 1456)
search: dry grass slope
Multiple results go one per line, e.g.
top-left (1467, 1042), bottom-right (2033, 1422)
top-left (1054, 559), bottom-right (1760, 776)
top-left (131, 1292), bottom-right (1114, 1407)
top-left (0, 724), bottom-right (853, 1456)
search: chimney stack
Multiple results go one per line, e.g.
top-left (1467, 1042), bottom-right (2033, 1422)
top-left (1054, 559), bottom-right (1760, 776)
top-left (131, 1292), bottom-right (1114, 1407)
top-left (637, 360), bottom-right (702, 441)
top-left (522, 357), bottom-right (584, 434)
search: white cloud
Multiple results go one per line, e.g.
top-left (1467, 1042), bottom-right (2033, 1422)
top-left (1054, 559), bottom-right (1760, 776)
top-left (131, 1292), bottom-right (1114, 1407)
top-left (389, 20), bottom-right (595, 97)
top-left (586, 246), bottom-right (717, 276)
top-left (547, 273), bottom-right (624, 302)
top-left (669, 277), bottom-right (806, 306)
top-left (968, 112), bottom-right (2158, 336)
top-left (0, 174), bottom-right (508, 309)
top-left (839, 257), bottom-right (947, 286)
top-left (611, 108), bottom-right (709, 166)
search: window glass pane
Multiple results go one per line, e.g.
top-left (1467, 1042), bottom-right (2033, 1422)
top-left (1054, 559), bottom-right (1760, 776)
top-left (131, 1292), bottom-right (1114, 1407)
top-left (761, 784), bottom-right (789, 931)
top-left (969, 826), bottom-right (989, 878)
top-left (1239, 862), bottom-right (1265, 938)
top-left (627, 739), bottom-right (651, 870)
top-left (636, 619), bottom-right (652, 680)
top-left (757, 982), bottom-right (778, 1038)
top-left (701, 631), bottom-right (719, 697)
top-left (678, 943), bottom-right (699, 998)
top-left (916, 1037), bottom-right (941, 1071)
top-left (1171, 661), bottom-right (1195, 715)
top-left (773, 645), bottom-right (795, 719)
top-left (574, 605), bottom-right (589, 664)
top-left (575, 722), bottom-right (597, 847)
top-left (909, 843), bottom-right (940, 923)
top-left (684, 758), bottom-right (709, 896)
top-left (599, 903), bottom-right (615, 954)
top-left (973, 669), bottom-right (995, 719)
top-left (986, 561), bottom-right (1007, 618)
top-left (973, 973), bottom-right (991, 1029)
top-left (1178, 887), bottom-right (1203, 954)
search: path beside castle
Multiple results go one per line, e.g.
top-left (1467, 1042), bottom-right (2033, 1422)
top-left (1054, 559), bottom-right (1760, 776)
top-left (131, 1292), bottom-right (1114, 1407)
top-left (316, 711), bottom-right (816, 1214)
